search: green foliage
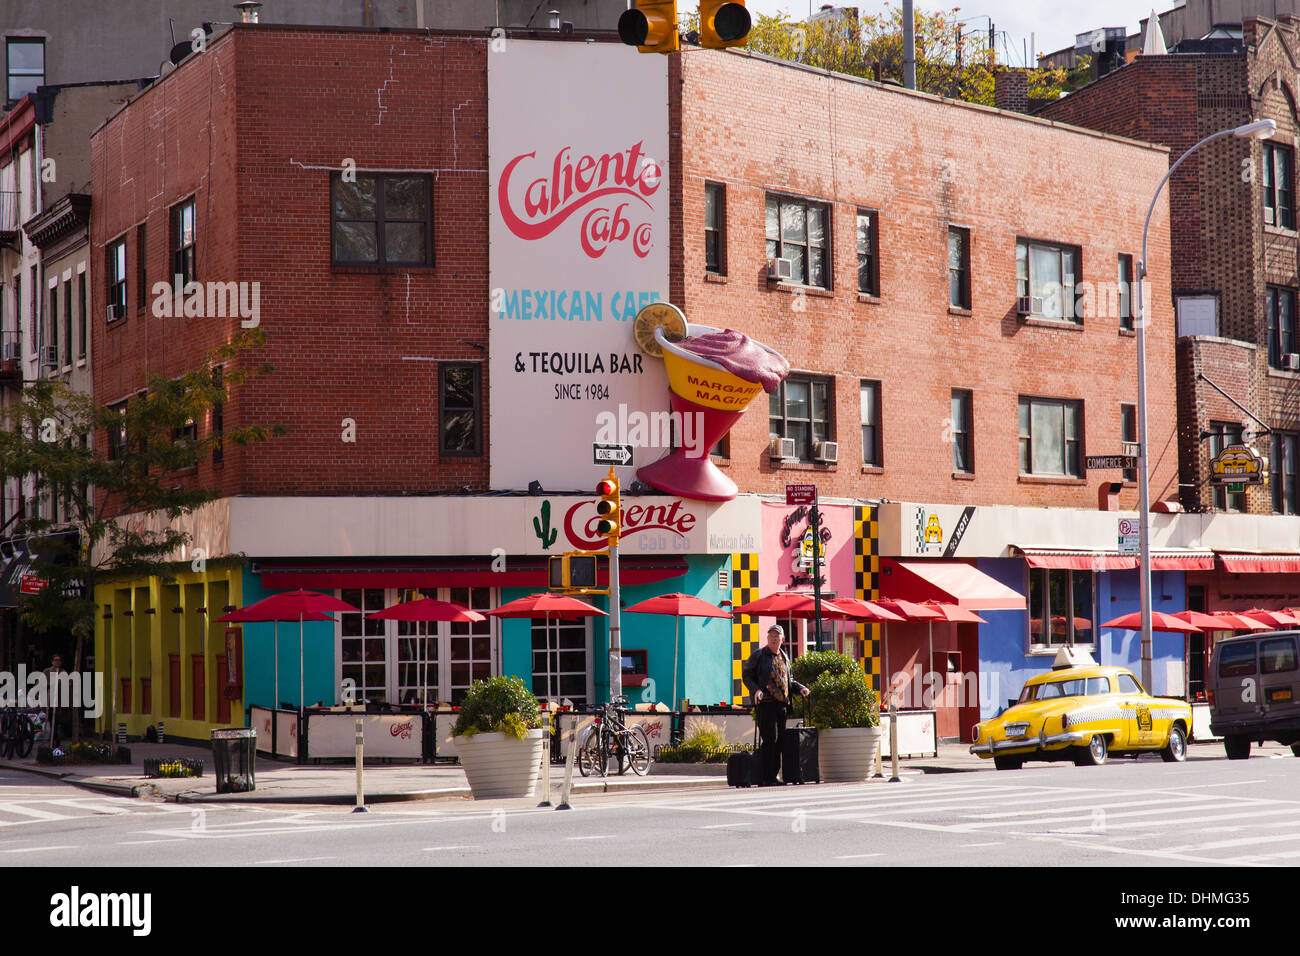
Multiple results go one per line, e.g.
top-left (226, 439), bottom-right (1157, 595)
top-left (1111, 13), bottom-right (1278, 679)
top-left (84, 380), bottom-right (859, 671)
top-left (678, 6), bottom-right (1091, 107)
top-left (791, 650), bottom-right (860, 688)
top-left (453, 675), bottom-right (542, 738)
top-left (656, 741), bottom-right (753, 763)
top-left (682, 718), bottom-right (727, 751)
top-left (0, 329), bottom-right (285, 649)
top-left (807, 670), bottom-right (880, 730)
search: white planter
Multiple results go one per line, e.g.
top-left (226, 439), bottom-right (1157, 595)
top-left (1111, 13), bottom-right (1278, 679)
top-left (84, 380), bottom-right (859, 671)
top-left (454, 728), bottom-right (546, 799)
top-left (817, 726), bottom-right (882, 782)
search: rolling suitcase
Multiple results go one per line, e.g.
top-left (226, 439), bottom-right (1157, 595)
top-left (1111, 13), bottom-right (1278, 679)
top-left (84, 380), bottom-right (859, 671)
top-left (781, 725), bottom-right (820, 784)
top-left (728, 727), bottom-right (763, 788)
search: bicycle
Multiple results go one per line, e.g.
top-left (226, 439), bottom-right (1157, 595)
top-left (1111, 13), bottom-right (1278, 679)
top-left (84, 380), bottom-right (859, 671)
top-left (576, 697), bottom-right (651, 777)
top-left (0, 708), bottom-right (36, 760)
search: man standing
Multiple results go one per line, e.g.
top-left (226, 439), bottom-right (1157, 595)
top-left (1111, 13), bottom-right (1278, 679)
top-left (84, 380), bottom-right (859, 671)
top-left (742, 625), bottom-right (809, 786)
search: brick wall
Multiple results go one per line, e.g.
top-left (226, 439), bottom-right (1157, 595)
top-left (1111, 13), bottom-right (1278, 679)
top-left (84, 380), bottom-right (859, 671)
top-left (675, 51), bottom-right (1178, 509)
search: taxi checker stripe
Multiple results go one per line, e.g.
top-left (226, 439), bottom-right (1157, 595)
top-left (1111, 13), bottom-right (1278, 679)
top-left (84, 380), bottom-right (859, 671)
top-left (1060, 706), bottom-right (1126, 723)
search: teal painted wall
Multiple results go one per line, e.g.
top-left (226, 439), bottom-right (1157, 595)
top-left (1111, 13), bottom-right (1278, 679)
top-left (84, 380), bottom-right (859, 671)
top-left (240, 567), bottom-right (338, 712)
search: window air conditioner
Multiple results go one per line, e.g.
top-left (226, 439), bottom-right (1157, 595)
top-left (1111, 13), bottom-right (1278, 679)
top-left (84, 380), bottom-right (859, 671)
top-left (41, 346), bottom-right (58, 367)
top-left (767, 258), bottom-right (794, 282)
top-left (106, 303), bottom-right (124, 322)
top-left (1016, 295), bottom-right (1044, 316)
top-left (3, 342), bottom-right (20, 360)
top-left (1284, 353), bottom-right (1300, 371)
top-left (813, 440), bottom-right (839, 463)
top-left (769, 436), bottom-right (796, 460)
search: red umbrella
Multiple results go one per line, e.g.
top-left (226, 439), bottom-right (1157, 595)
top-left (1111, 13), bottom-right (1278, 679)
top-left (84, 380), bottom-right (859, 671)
top-left (822, 598), bottom-right (906, 622)
top-left (1211, 612), bottom-right (1270, 632)
top-left (1240, 608), bottom-right (1300, 628)
top-left (217, 590), bottom-right (359, 717)
top-left (1171, 610), bottom-right (1239, 632)
top-left (625, 593), bottom-right (731, 709)
top-left (487, 593), bottom-right (608, 702)
top-left (731, 591), bottom-right (845, 618)
top-left (871, 599), bottom-right (943, 703)
top-left (920, 602), bottom-right (987, 624)
top-left (1101, 611), bottom-right (1203, 633)
top-left (367, 598), bottom-right (487, 708)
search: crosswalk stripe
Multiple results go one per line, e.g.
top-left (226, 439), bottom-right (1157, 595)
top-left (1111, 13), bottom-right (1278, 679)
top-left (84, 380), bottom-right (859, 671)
top-left (0, 804), bottom-right (70, 820)
top-left (48, 798), bottom-right (133, 815)
top-left (1049, 807), bottom-right (1300, 833)
top-left (966, 792), bottom-right (1228, 820)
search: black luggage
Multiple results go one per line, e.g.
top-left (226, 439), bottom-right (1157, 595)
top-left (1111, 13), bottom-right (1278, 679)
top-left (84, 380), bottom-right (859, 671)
top-left (728, 725), bottom-right (763, 788)
top-left (781, 726), bottom-right (820, 784)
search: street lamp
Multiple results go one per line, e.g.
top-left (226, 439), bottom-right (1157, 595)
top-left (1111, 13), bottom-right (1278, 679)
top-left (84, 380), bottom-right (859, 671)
top-left (1135, 118), bottom-right (1276, 691)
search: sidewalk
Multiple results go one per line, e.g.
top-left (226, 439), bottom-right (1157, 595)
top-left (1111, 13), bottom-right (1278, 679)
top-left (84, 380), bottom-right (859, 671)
top-left (0, 739), bottom-right (996, 804)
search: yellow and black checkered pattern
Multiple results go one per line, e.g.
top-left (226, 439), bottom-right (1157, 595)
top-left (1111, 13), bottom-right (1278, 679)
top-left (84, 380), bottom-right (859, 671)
top-left (730, 552), bottom-right (760, 704)
top-left (854, 505), bottom-right (882, 693)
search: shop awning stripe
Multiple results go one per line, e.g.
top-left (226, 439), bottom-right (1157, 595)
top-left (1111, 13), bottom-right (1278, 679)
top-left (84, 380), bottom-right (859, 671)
top-left (1217, 553), bottom-right (1300, 574)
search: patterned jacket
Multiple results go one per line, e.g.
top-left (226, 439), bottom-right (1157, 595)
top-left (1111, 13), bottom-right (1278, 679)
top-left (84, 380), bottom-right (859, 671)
top-left (741, 646), bottom-right (807, 703)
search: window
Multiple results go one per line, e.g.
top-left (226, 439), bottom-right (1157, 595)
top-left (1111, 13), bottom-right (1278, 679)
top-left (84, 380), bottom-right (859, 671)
top-left (951, 389), bottom-right (973, 473)
top-left (6, 38), bottom-right (43, 103)
top-left (47, 282), bottom-right (57, 366)
top-left (1260, 637), bottom-right (1298, 674)
top-left (860, 379), bottom-right (881, 466)
top-left (1116, 673), bottom-right (1144, 694)
top-left (710, 433), bottom-right (729, 458)
top-left (331, 173), bottom-right (433, 267)
top-left (948, 227), bottom-right (970, 309)
top-left (106, 402), bottom-right (126, 460)
top-left (533, 615), bottom-right (590, 707)
top-left (106, 238), bottom-right (126, 320)
top-left (1207, 421), bottom-right (1246, 512)
top-left (856, 209), bottom-right (878, 296)
top-left (766, 195), bottom-right (830, 288)
top-left (136, 223), bottom-right (147, 310)
top-left (12, 272), bottom-right (20, 354)
top-left (1016, 238), bottom-right (1080, 321)
top-left (704, 182), bottom-right (725, 275)
top-left (1121, 403), bottom-right (1137, 483)
top-left (770, 374), bottom-right (834, 462)
top-left (77, 272), bottom-right (86, 359)
top-left (1267, 286), bottom-right (1296, 368)
top-left (1019, 397), bottom-right (1082, 477)
top-left (1272, 431), bottom-right (1299, 514)
top-left (1264, 142), bottom-right (1295, 229)
top-left (1118, 254), bottom-right (1134, 330)
top-left (394, 586), bottom-right (496, 705)
top-left (439, 363), bottom-right (481, 456)
top-left (1218, 642), bottom-right (1256, 678)
top-left (1028, 568), bottom-right (1094, 647)
top-left (29, 265), bottom-right (36, 346)
top-left (171, 199), bottom-right (196, 286)
top-left (211, 366), bottom-right (224, 463)
top-left (61, 277), bottom-right (71, 366)
top-left (339, 588), bottom-right (389, 703)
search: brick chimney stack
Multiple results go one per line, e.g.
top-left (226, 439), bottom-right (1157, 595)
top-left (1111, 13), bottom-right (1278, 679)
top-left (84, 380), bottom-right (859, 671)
top-left (994, 69), bottom-right (1030, 113)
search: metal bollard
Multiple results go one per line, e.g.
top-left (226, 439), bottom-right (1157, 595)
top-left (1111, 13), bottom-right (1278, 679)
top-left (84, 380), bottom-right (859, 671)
top-left (888, 701), bottom-right (901, 783)
top-left (556, 721), bottom-right (578, 810)
top-left (352, 718), bottom-right (369, 813)
top-left (538, 711), bottom-right (553, 807)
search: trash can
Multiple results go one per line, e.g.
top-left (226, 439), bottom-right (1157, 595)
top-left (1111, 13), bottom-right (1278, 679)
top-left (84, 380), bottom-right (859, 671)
top-left (211, 728), bottom-right (256, 793)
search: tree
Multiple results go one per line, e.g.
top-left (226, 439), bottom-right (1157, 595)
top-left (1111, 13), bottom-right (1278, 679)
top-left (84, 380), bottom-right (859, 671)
top-left (681, 6), bottom-right (1092, 107)
top-left (0, 328), bottom-right (287, 711)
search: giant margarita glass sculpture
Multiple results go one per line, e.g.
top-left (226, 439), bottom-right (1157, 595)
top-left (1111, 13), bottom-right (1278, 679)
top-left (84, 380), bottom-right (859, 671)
top-left (633, 303), bottom-right (790, 501)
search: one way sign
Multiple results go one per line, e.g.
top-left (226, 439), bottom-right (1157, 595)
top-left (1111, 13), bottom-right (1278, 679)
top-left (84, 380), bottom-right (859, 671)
top-left (593, 443), bottom-right (633, 466)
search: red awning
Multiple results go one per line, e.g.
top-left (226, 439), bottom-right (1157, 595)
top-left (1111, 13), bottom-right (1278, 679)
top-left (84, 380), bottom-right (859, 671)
top-left (1017, 548), bottom-right (1215, 571)
top-left (1218, 553), bottom-right (1300, 574)
top-left (257, 557), bottom-right (687, 590)
top-left (880, 558), bottom-right (1026, 610)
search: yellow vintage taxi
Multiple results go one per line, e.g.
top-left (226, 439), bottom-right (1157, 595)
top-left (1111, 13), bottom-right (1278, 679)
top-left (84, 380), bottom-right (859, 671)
top-left (970, 655), bottom-right (1192, 770)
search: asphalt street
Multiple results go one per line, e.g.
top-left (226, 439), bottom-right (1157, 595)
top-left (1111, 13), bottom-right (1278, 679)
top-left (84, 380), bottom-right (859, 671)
top-left (2, 747), bottom-right (1298, 867)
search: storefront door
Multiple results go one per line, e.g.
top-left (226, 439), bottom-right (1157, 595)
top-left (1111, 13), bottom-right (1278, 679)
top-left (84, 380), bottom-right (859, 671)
top-left (531, 617), bottom-right (593, 708)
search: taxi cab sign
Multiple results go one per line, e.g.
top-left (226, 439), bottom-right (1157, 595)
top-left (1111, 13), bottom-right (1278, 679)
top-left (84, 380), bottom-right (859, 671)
top-left (1209, 443), bottom-right (1264, 485)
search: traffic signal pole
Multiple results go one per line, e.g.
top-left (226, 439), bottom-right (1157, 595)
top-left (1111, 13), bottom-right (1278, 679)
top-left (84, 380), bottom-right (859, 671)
top-left (609, 537), bottom-right (623, 704)
top-left (810, 493), bottom-right (823, 652)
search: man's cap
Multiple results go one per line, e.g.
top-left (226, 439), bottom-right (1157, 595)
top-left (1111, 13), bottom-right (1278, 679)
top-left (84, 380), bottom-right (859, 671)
top-left (767, 624), bottom-right (784, 638)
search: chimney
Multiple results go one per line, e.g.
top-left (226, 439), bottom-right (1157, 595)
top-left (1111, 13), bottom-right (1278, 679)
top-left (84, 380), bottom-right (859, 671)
top-left (994, 69), bottom-right (1029, 113)
top-left (234, 1), bottom-right (261, 23)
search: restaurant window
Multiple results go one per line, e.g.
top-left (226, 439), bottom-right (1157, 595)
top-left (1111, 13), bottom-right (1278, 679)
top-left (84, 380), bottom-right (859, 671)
top-left (1272, 430), bottom-right (1300, 515)
top-left (1267, 285), bottom-right (1296, 369)
top-left (106, 238), bottom-right (126, 321)
top-left (1208, 421), bottom-right (1246, 512)
top-left (1028, 568), bottom-right (1094, 648)
top-left (770, 373), bottom-right (834, 463)
top-left (1018, 396), bottom-right (1082, 477)
top-left (1264, 142), bottom-right (1295, 229)
top-left (532, 616), bottom-right (590, 708)
top-left (439, 363), bottom-right (481, 456)
top-left (1121, 403), bottom-right (1137, 482)
top-left (171, 198), bottom-right (196, 287)
top-left (856, 209), bottom-right (878, 296)
top-left (948, 227), bottom-right (970, 309)
top-left (704, 182), bottom-right (725, 275)
top-left (951, 388), bottom-right (972, 473)
top-left (395, 586), bottom-right (495, 705)
top-left (766, 194), bottom-right (830, 289)
top-left (6, 38), bottom-right (43, 103)
top-left (860, 379), bottom-right (881, 467)
top-left (1118, 254), bottom-right (1134, 330)
top-left (339, 589), bottom-right (389, 704)
top-left (77, 271), bottom-right (87, 359)
top-left (331, 172), bottom-right (433, 267)
top-left (1016, 238), bottom-right (1080, 321)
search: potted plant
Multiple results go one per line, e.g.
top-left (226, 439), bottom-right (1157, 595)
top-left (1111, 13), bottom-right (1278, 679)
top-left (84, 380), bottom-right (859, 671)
top-left (802, 655), bottom-right (881, 782)
top-left (451, 676), bottom-right (546, 799)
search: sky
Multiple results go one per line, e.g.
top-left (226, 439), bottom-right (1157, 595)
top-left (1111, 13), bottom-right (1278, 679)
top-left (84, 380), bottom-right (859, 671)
top-left (742, 0), bottom-right (1165, 64)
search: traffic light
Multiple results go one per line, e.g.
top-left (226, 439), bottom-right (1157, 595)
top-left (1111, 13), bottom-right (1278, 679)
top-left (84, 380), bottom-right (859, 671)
top-left (618, 0), bottom-right (679, 54)
top-left (596, 472), bottom-right (621, 543)
top-left (549, 553), bottom-right (600, 591)
top-left (698, 1), bottom-right (750, 49)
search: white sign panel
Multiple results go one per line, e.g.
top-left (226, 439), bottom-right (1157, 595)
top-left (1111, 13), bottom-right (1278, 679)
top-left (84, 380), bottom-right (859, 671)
top-left (489, 41), bottom-right (670, 491)
top-left (1117, 517), bottom-right (1139, 555)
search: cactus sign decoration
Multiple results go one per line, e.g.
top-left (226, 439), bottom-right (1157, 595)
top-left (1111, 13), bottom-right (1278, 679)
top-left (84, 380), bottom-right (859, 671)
top-left (533, 500), bottom-right (558, 549)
